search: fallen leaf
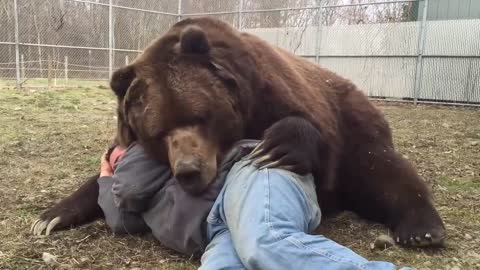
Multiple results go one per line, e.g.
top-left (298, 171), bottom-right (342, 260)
top-left (42, 252), bottom-right (58, 266)
top-left (371, 234), bottom-right (395, 250)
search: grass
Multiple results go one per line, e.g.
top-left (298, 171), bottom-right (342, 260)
top-left (0, 87), bottom-right (479, 269)
top-left (0, 79), bottom-right (108, 89)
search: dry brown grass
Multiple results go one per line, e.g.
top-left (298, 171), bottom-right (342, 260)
top-left (0, 87), bottom-right (479, 269)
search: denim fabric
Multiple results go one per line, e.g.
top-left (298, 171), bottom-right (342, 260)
top-left (200, 160), bottom-right (413, 270)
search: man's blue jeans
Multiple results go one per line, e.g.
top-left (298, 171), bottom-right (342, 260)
top-left (200, 160), bottom-right (413, 270)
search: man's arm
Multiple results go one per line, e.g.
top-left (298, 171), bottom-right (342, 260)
top-left (97, 144), bottom-right (171, 234)
top-left (97, 176), bottom-right (150, 234)
top-left (110, 144), bottom-right (172, 213)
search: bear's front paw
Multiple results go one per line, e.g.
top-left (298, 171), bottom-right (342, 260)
top-left (31, 208), bottom-right (68, 236)
top-left (244, 116), bottom-right (323, 175)
top-left (393, 209), bottom-right (446, 248)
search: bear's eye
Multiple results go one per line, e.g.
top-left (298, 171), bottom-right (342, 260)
top-left (195, 112), bottom-right (213, 127)
top-left (207, 62), bottom-right (237, 90)
top-left (207, 62), bottom-right (222, 71)
top-left (192, 115), bottom-right (208, 125)
top-left (175, 115), bottom-right (207, 129)
top-left (222, 77), bottom-right (237, 89)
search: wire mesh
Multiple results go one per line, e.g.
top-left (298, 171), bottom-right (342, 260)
top-left (419, 19), bottom-right (480, 103)
top-left (182, 0), bottom-right (239, 14)
top-left (17, 45), bottom-right (109, 86)
top-left (17, 0), bottom-right (109, 47)
top-left (0, 45), bottom-right (17, 82)
top-left (113, 6), bottom-right (177, 51)
top-left (241, 8), bottom-right (319, 57)
top-left (113, 51), bottom-right (140, 70)
top-left (316, 1), bottom-right (421, 99)
top-left (243, 0), bottom-right (290, 11)
top-left (0, 0), bottom-right (478, 105)
top-left (0, 0), bottom-right (16, 83)
top-left (0, 0), bottom-right (15, 43)
top-left (114, 0), bottom-right (178, 14)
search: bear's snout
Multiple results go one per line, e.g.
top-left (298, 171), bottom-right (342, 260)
top-left (175, 159), bottom-right (202, 190)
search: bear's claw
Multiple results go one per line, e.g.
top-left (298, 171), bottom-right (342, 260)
top-left (31, 216), bottom-right (62, 236)
top-left (394, 220), bottom-right (445, 248)
top-left (246, 140), bottom-right (299, 172)
top-left (243, 141), bottom-right (265, 161)
top-left (252, 153), bottom-right (272, 166)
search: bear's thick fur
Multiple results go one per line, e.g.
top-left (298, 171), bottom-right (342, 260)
top-left (34, 17), bottom-right (445, 247)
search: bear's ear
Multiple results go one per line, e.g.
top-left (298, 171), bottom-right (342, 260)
top-left (110, 65), bottom-right (135, 98)
top-left (180, 25), bottom-right (210, 55)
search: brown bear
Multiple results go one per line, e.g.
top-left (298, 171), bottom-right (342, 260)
top-left (32, 17), bottom-right (445, 248)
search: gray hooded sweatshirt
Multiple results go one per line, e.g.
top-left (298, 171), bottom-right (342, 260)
top-left (97, 140), bottom-right (258, 257)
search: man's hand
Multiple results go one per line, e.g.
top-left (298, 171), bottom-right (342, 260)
top-left (100, 146), bottom-right (127, 177)
top-left (100, 152), bottom-right (114, 177)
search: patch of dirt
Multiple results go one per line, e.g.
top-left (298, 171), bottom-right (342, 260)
top-left (0, 88), bottom-right (479, 269)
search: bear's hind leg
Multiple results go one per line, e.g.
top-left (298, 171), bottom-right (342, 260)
top-left (339, 145), bottom-right (445, 248)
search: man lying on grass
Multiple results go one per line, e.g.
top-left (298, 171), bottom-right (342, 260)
top-left (94, 125), bottom-right (412, 270)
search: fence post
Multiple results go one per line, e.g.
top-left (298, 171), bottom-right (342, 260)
top-left (88, 50), bottom-right (92, 78)
top-left (13, 0), bottom-right (21, 89)
top-left (21, 54), bottom-right (25, 81)
top-left (237, 0), bottom-right (243, 30)
top-left (108, 0), bottom-right (113, 79)
top-left (125, 55), bottom-right (129, 66)
top-left (54, 59), bottom-right (57, 87)
top-left (47, 54), bottom-right (52, 89)
top-left (177, 0), bottom-right (182, 22)
top-left (315, 0), bottom-right (324, 64)
top-left (64, 56), bottom-right (68, 85)
top-left (413, 0), bottom-right (429, 105)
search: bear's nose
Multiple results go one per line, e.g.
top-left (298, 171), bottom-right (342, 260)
top-left (175, 160), bottom-right (201, 186)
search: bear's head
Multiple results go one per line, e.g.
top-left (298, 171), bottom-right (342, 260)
top-left (110, 18), bottom-right (262, 194)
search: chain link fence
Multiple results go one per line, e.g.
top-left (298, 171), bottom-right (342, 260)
top-left (0, 0), bottom-right (479, 106)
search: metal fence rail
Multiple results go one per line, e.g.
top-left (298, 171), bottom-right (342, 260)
top-left (0, 0), bottom-right (479, 106)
